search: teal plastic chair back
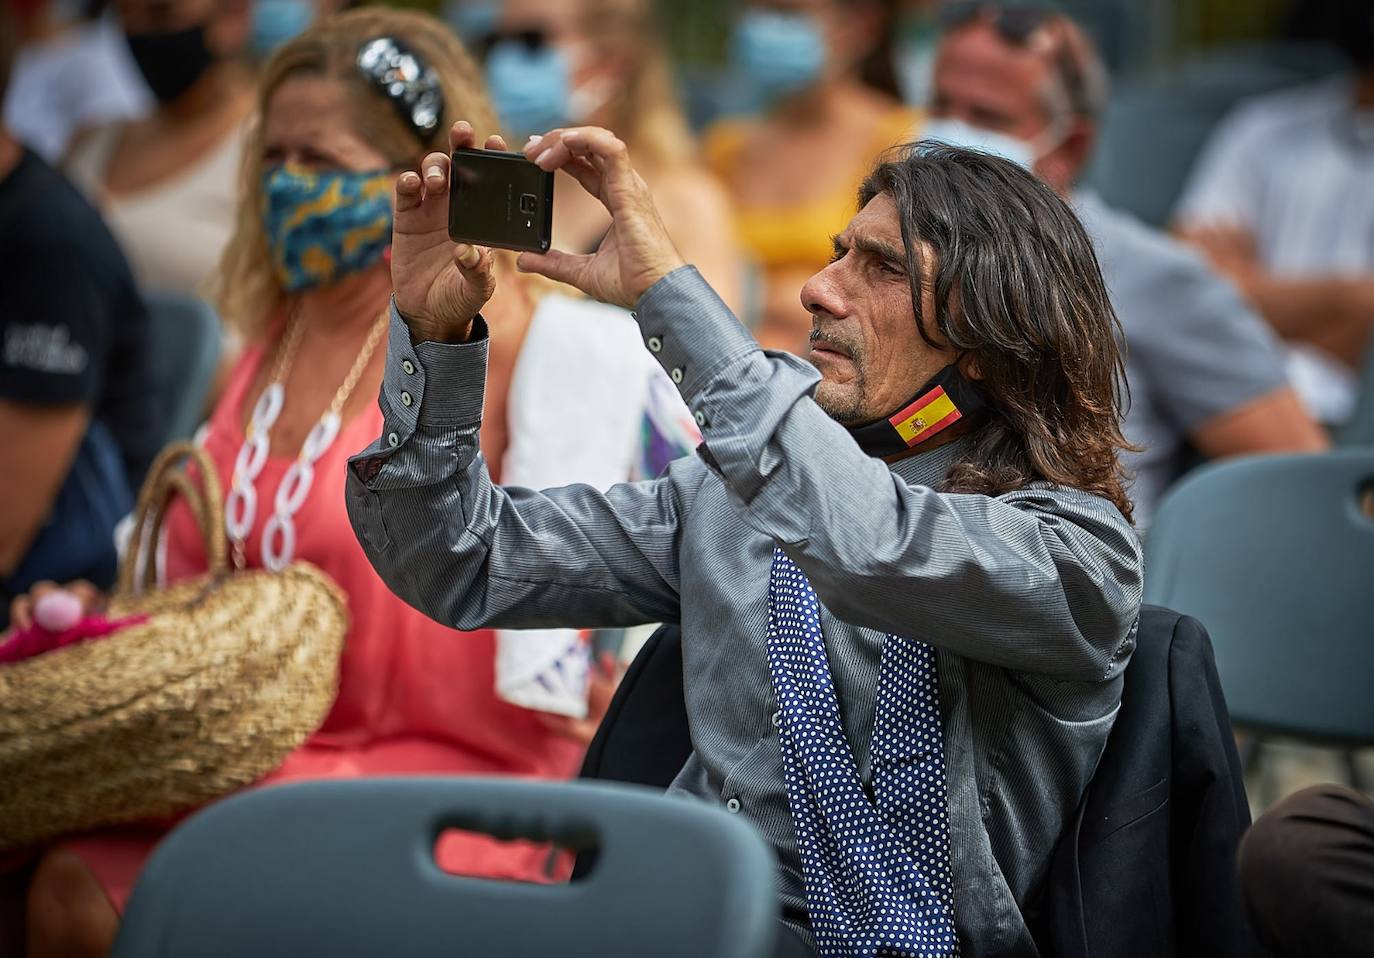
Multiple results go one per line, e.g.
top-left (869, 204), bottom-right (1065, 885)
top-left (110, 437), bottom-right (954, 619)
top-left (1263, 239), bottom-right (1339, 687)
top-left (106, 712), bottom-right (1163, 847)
top-left (1337, 343), bottom-right (1374, 446)
top-left (142, 292), bottom-right (221, 448)
top-left (112, 777), bottom-right (778, 958)
top-left (1143, 451), bottom-right (1374, 743)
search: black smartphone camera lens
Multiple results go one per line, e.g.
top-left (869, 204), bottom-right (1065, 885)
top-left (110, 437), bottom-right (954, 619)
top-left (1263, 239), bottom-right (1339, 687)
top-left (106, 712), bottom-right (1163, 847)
top-left (519, 193), bottom-right (538, 215)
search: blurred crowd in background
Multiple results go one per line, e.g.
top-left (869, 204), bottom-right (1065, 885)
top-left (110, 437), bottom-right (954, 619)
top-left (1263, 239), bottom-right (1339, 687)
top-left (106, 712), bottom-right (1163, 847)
top-left (0, 0), bottom-right (1372, 953)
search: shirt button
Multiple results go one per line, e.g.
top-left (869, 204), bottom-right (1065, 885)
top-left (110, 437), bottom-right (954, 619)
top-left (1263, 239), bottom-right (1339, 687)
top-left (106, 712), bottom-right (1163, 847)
top-left (771, 710), bottom-right (782, 729)
top-left (647, 335), bottom-right (663, 353)
top-left (387, 432), bottom-right (399, 448)
top-left (693, 410), bottom-right (707, 427)
top-left (725, 797), bottom-right (742, 814)
top-left (670, 367), bottom-right (684, 384)
top-left (401, 391), bottom-right (413, 407)
top-left (402, 359), bottom-right (416, 375)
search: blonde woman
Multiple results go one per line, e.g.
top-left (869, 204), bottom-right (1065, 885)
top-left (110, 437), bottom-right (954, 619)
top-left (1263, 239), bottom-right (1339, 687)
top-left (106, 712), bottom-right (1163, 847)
top-left (15, 9), bottom-right (692, 956)
top-left (482, 0), bottom-right (743, 313)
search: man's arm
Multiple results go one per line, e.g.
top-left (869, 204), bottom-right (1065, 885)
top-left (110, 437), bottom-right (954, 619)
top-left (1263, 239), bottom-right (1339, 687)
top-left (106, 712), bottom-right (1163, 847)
top-left (1172, 225), bottom-right (1374, 367)
top-left (347, 307), bottom-right (697, 633)
top-left (1115, 232), bottom-right (1332, 456)
top-left (1190, 387), bottom-right (1328, 459)
top-left (0, 401), bottom-right (89, 575)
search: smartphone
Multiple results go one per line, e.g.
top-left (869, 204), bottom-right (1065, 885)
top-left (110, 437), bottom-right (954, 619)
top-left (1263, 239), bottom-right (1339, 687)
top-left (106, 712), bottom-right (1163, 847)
top-left (447, 148), bottom-right (554, 254)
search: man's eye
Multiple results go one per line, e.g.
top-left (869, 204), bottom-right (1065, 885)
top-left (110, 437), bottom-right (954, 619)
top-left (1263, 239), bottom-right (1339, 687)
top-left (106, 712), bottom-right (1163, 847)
top-left (878, 260), bottom-right (905, 277)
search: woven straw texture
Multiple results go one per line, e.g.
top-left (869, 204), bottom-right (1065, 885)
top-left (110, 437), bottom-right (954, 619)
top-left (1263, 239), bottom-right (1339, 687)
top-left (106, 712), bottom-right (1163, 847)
top-left (0, 442), bottom-right (348, 852)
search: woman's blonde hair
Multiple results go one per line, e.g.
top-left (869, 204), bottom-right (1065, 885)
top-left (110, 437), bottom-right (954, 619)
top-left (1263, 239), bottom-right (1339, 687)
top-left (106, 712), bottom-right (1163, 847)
top-left (213, 7), bottom-right (497, 339)
top-left (578, 0), bottom-right (694, 170)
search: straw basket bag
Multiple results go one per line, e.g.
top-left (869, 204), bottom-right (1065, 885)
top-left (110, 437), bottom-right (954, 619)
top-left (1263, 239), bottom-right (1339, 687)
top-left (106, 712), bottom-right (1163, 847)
top-left (0, 442), bottom-right (348, 852)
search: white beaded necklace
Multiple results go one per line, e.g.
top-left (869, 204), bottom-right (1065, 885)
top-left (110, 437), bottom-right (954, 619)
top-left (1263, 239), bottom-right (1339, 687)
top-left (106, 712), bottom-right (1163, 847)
top-left (226, 305), bottom-right (388, 571)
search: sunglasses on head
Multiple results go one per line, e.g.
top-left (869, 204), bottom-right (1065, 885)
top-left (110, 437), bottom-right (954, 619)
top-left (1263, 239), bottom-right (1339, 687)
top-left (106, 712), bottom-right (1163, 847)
top-left (940, 2), bottom-right (1091, 117)
top-left (939, 1), bottom-right (1057, 44)
top-left (356, 36), bottom-right (446, 146)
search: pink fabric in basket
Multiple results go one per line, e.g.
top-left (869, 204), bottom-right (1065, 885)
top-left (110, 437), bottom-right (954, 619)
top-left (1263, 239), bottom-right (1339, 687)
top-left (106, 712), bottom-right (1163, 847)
top-left (0, 614), bottom-right (149, 665)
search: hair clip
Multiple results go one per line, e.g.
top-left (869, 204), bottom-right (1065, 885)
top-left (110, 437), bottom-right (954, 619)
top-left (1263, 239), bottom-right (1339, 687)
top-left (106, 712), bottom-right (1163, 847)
top-left (356, 36), bottom-right (445, 144)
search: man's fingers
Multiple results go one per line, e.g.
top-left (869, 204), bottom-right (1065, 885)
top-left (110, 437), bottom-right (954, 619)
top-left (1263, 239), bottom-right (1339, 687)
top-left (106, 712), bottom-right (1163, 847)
top-left (8, 595), bottom-right (33, 630)
top-left (395, 170), bottom-right (424, 212)
top-left (561, 156), bottom-right (603, 199)
top-left (421, 151), bottom-right (450, 196)
top-left (559, 128), bottom-right (631, 174)
top-left (516, 248), bottom-right (589, 288)
top-left (448, 120), bottom-right (476, 153)
top-left (484, 133), bottom-right (508, 152)
top-left (452, 243), bottom-right (486, 272)
top-left (66, 580), bottom-right (104, 613)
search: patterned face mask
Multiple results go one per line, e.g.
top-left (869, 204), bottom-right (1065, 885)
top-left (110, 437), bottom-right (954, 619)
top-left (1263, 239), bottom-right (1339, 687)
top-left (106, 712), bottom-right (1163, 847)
top-left (262, 165), bottom-right (394, 293)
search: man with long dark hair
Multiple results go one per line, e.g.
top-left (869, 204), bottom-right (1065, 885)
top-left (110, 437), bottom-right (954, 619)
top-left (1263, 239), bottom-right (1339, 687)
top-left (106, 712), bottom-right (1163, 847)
top-left (349, 120), bottom-right (1142, 956)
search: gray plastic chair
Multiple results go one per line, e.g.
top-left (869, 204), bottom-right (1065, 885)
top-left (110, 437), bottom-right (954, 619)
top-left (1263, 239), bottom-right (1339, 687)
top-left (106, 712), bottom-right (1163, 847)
top-left (1143, 451), bottom-right (1374, 744)
top-left (111, 777), bottom-right (778, 958)
top-left (1337, 342), bottom-right (1374, 447)
top-left (142, 291), bottom-right (222, 449)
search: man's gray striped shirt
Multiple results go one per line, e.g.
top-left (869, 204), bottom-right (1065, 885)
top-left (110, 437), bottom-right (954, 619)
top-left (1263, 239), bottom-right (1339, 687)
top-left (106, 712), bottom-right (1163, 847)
top-left (347, 267), bottom-right (1143, 957)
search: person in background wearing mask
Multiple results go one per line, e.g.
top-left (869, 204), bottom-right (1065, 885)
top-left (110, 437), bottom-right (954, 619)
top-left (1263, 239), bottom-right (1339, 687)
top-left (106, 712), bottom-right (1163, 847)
top-left (1174, 0), bottom-right (1374, 427)
top-left (1, 0), bottom-right (150, 162)
top-left (704, 0), bottom-right (918, 353)
top-left (928, 4), bottom-right (1328, 527)
top-left (63, 0), bottom-right (253, 301)
top-left (10, 9), bottom-right (690, 955)
top-left (480, 0), bottom-right (742, 313)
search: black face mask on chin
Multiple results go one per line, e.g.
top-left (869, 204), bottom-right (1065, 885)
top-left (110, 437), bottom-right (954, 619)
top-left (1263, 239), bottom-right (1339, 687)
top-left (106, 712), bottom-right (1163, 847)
top-left (125, 25), bottom-right (214, 104)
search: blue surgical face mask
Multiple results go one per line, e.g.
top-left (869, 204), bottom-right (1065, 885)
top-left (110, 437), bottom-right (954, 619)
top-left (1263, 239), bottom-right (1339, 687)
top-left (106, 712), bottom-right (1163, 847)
top-left (442, 0), bottom-right (499, 44)
top-left (920, 116), bottom-right (1038, 170)
top-left (249, 0), bottom-right (314, 60)
top-left (261, 165), bottom-right (394, 294)
top-left (730, 9), bottom-right (827, 106)
top-left (484, 40), bottom-right (571, 140)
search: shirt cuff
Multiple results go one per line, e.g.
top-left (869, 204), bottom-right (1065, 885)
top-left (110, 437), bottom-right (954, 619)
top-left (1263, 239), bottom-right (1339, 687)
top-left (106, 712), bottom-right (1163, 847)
top-left (632, 266), bottom-right (760, 424)
top-left (379, 298), bottom-right (490, 438)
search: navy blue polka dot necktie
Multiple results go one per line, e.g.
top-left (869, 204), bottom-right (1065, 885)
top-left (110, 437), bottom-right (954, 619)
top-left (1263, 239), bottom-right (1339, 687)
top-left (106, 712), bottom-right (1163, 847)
top-left (765, 546), bottom-right (960, 957)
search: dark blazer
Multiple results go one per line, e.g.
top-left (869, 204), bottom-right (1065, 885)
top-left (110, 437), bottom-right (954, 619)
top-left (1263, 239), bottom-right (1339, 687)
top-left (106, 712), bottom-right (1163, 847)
top-left (1038, 607), bottom-right (1261, 958)
top-left (581, 608), bottom-right (1260, 957)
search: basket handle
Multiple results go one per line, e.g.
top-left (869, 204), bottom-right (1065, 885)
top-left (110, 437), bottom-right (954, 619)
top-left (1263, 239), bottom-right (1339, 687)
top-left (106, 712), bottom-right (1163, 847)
top-left (116, 441), bottom-right (228, 596)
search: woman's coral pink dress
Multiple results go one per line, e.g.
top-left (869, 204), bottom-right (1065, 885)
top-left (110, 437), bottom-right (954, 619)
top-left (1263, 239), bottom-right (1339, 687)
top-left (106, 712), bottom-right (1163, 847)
top-left (57, 336), bottom-right (586, 910)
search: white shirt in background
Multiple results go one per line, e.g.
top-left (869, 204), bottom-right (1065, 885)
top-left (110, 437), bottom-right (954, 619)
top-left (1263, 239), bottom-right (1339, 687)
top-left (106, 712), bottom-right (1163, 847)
top-left (1176, 77), bottom-right (1374, 423)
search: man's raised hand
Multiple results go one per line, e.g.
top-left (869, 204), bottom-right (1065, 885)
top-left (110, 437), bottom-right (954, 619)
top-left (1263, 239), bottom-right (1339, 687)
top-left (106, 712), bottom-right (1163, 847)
top-left (516, 127), bottom-right (686, 309)
top-left (391, 121), bottom-right (506, 343)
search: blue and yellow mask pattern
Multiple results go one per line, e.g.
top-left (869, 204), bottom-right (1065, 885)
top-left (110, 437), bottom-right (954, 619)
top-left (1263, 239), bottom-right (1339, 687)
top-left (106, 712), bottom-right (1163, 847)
top-left (262, 165), bottom-right (394, 293)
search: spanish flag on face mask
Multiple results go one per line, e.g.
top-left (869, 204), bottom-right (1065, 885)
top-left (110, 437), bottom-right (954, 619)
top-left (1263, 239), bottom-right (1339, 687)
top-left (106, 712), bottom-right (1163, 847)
top-left (846, 364), bottom-right (987, 458)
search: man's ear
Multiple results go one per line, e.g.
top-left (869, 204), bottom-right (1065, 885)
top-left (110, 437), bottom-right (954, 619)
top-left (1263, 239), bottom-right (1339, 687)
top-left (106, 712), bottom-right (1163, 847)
top-left (1035, 118), bottom-right (1096, 195)
top-left (957, 352), bottom-right (983, 382)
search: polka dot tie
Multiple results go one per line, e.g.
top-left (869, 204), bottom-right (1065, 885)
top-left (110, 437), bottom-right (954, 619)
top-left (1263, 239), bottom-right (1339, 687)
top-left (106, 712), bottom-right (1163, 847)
top-left (765, 547), bottom-right (959, 957)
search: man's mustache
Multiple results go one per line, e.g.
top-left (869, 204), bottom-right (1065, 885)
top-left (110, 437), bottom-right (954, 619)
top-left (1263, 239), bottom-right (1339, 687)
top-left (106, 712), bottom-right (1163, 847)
top-left (809, 324), bottom-right (861, 360)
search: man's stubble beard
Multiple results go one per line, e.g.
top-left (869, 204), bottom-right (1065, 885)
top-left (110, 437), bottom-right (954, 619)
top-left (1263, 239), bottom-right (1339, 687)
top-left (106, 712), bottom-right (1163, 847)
top-left (810, 324), bottom-right (870, 425)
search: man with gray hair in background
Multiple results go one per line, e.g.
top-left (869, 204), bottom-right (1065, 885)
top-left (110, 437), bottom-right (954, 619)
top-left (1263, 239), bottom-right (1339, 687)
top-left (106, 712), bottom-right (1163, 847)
top-left (925, 2), bottom-right (1328, 526)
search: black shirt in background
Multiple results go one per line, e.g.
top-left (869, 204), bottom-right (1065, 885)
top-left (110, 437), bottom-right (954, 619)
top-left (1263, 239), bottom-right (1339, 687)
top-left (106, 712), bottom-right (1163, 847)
top-left (0, 147), bottom-right (161, 487)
